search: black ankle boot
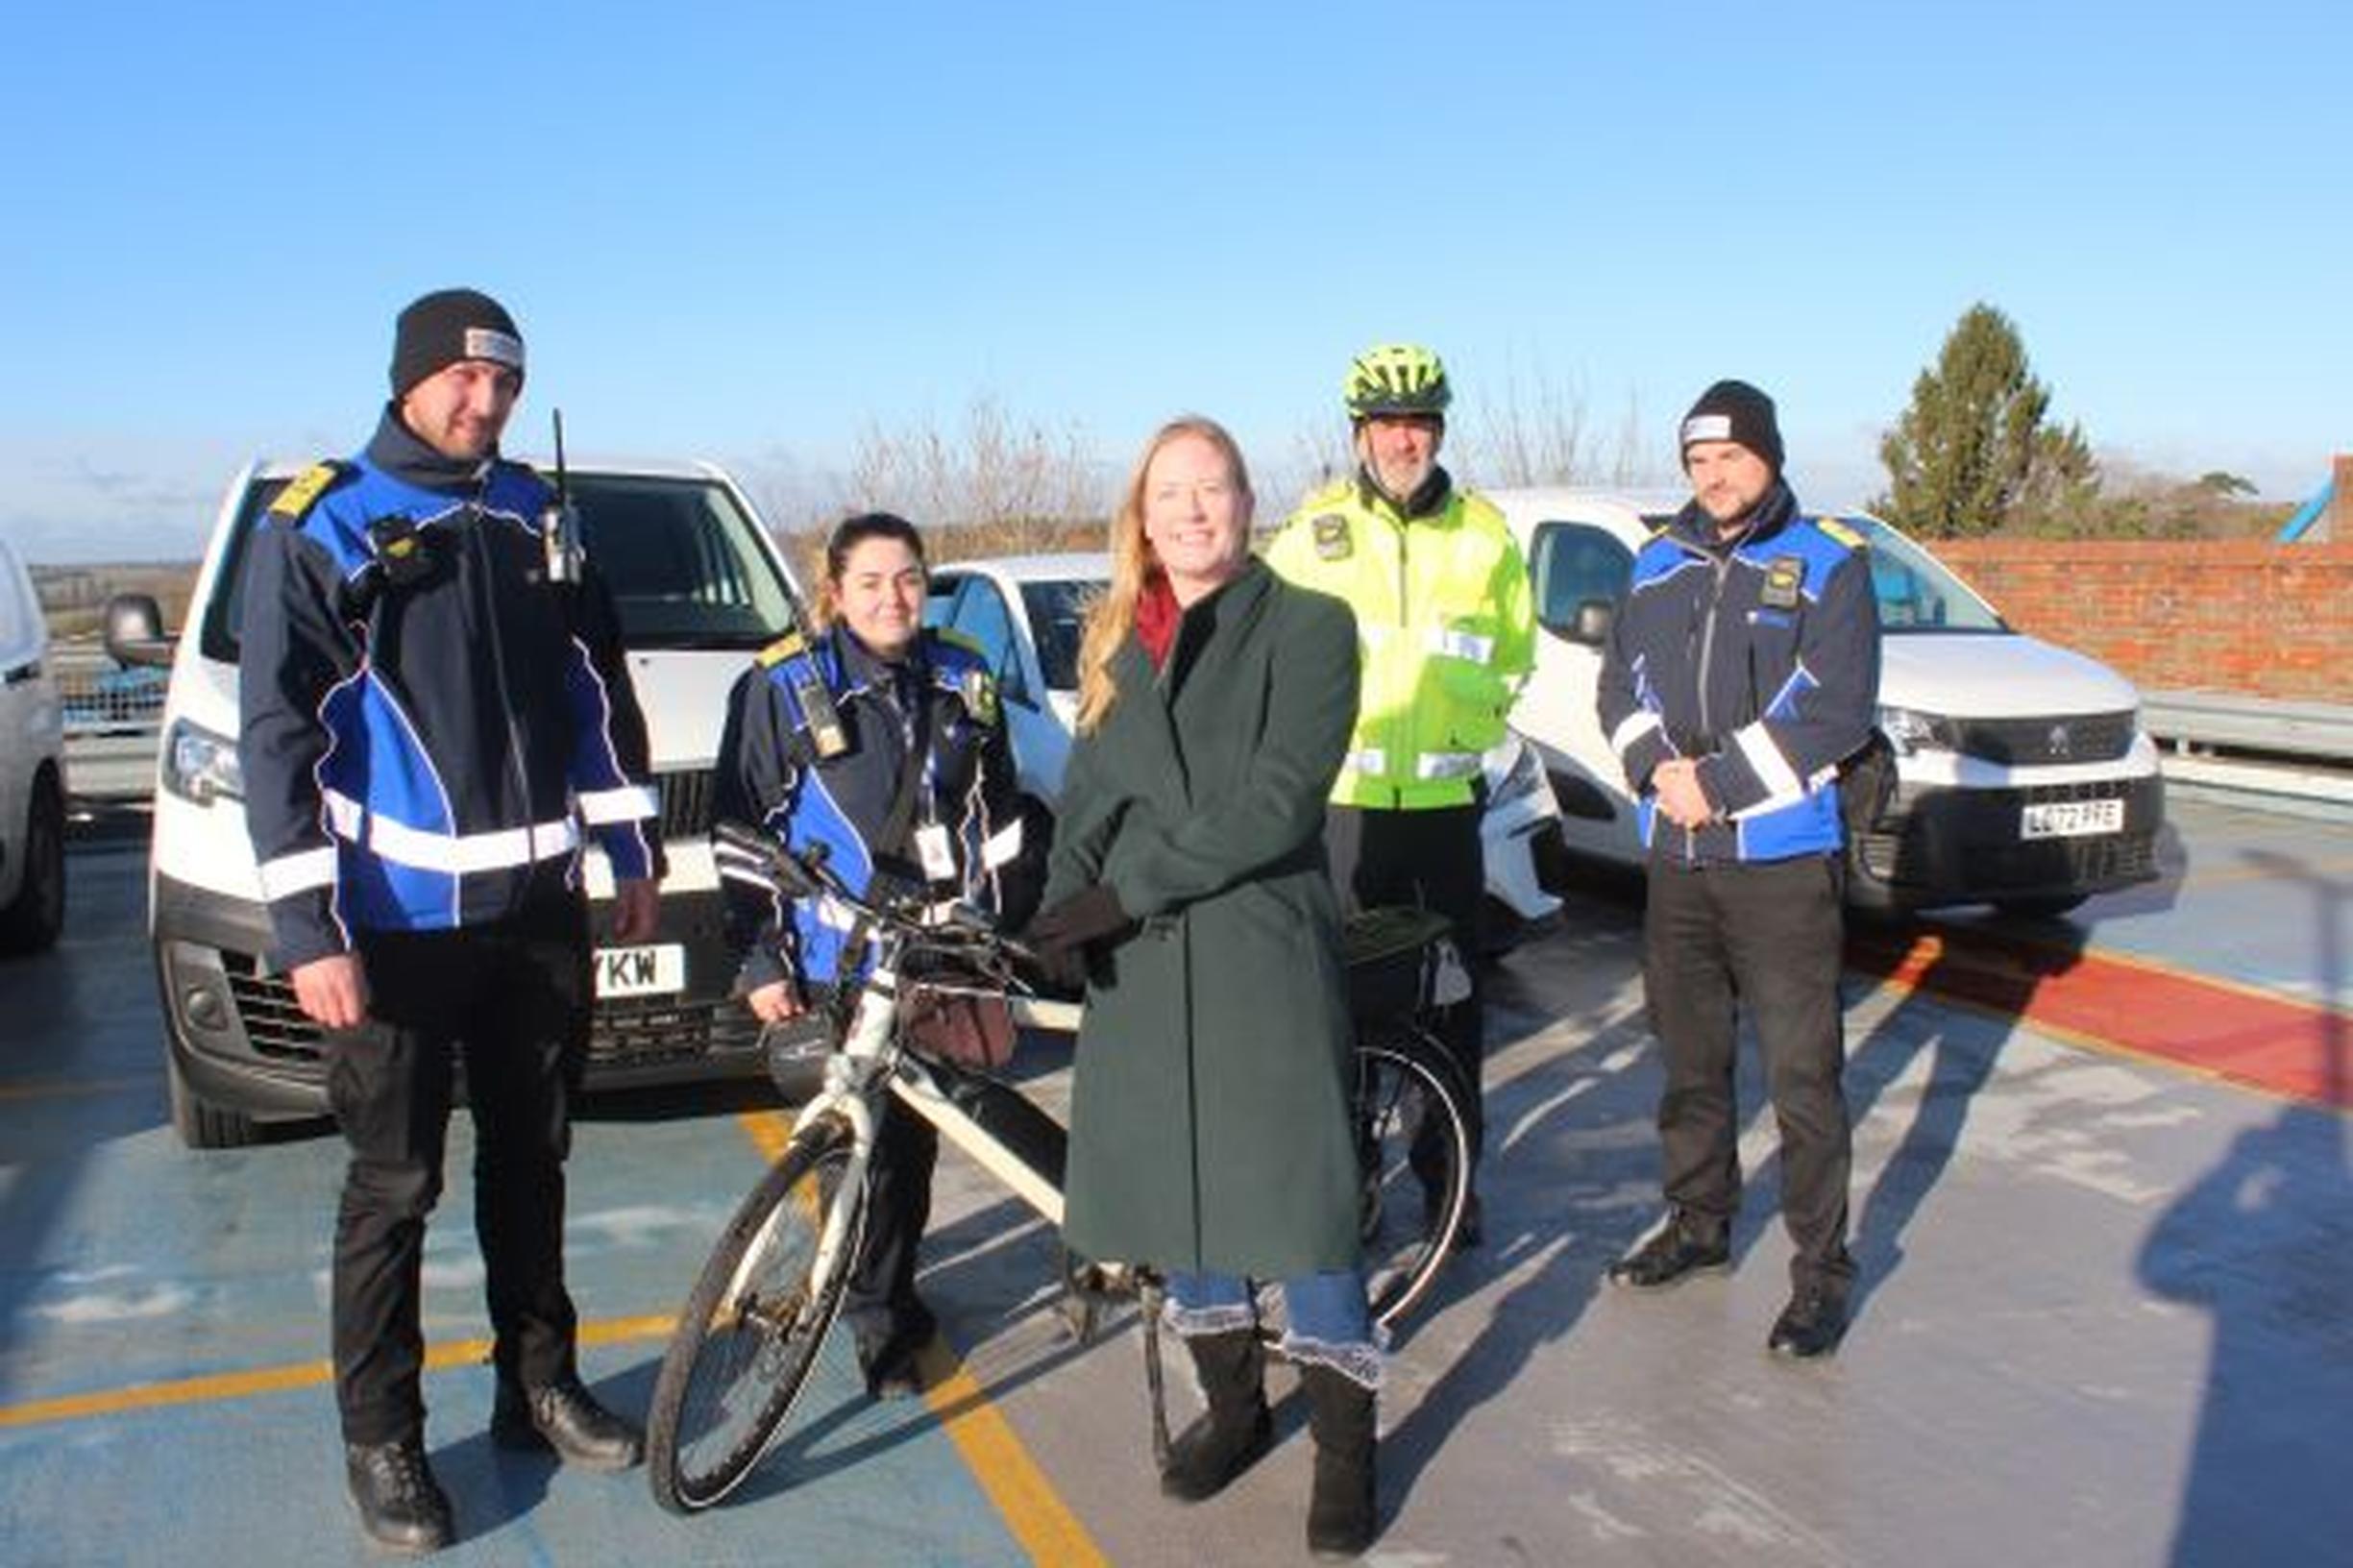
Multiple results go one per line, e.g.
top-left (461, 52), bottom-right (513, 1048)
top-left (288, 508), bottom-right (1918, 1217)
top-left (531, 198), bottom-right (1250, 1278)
top-left (346, 1436), bottom-right (454, 1555)
top-left (492, 1375), bottom-right (644, 1471)
top-left (1302, 1365), bottom-right (1378, 1557)
top-left (1158, 1328), bottom-right (1272, 1502)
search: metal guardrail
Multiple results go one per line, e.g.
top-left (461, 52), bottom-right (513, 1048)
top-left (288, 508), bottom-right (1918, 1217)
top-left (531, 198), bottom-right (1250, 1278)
top-left (2142, 691), bottom-right (2353, 766)
top-left (52, 640), bottom-right (165, 738)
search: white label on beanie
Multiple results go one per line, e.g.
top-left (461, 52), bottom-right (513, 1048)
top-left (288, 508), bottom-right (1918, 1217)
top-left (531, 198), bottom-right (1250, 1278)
top-left (1682, 414), bottom-right (1732, 444)
top-left (463, 328), bottom-right (525, 370)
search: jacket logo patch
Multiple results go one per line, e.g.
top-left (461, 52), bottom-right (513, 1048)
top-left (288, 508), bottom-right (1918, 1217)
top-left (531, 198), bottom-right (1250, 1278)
top-left (1311, 513), bottom-right (1353, 560)
top-left (1761, 556), bottom-right (1803, 610)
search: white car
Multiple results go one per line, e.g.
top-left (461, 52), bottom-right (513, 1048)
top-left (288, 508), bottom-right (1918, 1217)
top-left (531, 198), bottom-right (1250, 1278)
top-left (923, 552), bottom-right (1565, 948)
top-left (1495, 487), bottom-right (2164, 917)
top-left (0, 535), bottom-right (66, 953)
top-left (107, 457), bottom-right (808, 1145)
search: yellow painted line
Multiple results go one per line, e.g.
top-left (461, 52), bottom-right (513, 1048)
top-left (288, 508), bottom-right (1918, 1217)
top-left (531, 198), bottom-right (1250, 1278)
top-left (737, 1106), bottom-right (797, 1162)
top-left (914, 1336), bottom-right (1109, 1568)
top-left (0, 1074), bottom-right (157, 1104)
top-left (729, 1100), bottom-right (1104, 1563)
top-left (0, 1314), bottom-right (675, 1431)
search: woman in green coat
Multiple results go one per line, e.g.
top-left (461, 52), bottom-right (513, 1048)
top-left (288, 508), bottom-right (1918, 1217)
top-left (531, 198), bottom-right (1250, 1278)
top-left (1024, 416), bottom-right (1379, 1557)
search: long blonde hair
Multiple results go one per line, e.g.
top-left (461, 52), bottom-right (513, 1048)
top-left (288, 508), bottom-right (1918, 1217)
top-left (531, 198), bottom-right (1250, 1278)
top-left (1073, 417), bottom-right (1256, 733)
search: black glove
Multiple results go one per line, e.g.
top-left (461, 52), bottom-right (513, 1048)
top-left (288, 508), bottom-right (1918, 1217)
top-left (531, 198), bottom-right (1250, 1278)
top-left (1020, 884), bottom-right (1130, 992)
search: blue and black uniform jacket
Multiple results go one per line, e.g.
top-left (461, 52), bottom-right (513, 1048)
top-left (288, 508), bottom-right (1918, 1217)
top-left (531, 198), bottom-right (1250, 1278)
top-left (239, 409), bottom-right (661, 968)
top-left (711, 625), bottom-right (1033, 994)
top-left (1595, 481), bottom-right (1881, 865)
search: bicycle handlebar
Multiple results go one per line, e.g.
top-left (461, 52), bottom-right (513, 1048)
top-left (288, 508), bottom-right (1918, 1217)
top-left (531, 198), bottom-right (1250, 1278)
top-left (712, 819), bottom-right (1044, 977)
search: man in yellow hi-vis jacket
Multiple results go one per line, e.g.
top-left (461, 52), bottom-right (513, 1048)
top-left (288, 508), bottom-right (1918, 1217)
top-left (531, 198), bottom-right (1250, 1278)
top-left (1264, 343), bottom-right (1535, 1243)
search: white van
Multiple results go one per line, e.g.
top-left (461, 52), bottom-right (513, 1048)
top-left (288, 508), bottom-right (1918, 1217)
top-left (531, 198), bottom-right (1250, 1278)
top-left (109, 458), bottom-right (805, 1145)
top-left (0, 536), bottom-right (66, 953)
top-left (1496, 488), bottom-right (2164, 917)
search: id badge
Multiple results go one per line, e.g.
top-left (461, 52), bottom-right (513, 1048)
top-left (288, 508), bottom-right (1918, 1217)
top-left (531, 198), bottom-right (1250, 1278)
top-left (915, 823), bottom-right (956, 882)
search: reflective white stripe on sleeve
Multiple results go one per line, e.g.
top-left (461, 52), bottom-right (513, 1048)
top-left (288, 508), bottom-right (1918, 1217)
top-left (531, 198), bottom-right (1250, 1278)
top-left (981, 817), bottom-right (1025, 870)
top-left (576, 783), bottom-right (660, 825)
top-left (1732, 721), bottom-right (1805, 803)
top-left (1609, 710), bottom-right (1664, 759)
top-left (1426, 626), bottom-right (1496, 665)
top-left (1345, 748), bottom-right (1388, 777)
top-left (259, 846), bottom-right (338, 900)
top-left (1414, 750), bottom-right (1484, 781)
top-left (323, 790), bottom-right (580, 874)
top-left (1729, 763), bottom-right (1842, 822)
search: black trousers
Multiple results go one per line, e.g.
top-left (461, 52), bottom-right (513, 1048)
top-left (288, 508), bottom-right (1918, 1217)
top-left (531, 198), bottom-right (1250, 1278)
top-left (323, 896), bottom-right (590, 1445)
top-left (841, 1094), bottom-right (940, 1373)
top-left (1642, 853), bottom-right (1854, 1292)
top-left (1325, 801), bottom-right (1487, 1170)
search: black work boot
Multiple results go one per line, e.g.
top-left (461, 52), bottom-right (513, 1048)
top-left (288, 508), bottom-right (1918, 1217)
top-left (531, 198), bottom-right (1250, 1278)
top-left (1767, 1282), bottom-right (1850, 1360)
top-left (1159, 1328), bottom-right (1273, 1502)
top-left (1605, 1211), bottom-right (1731, 1290)
top-left (492, 1375), bottom-right (644, 1471)
top-left (1302, 1365), bottom-right (1379, 1557)
top-left (346, 1436), bottom-right (454, 1555)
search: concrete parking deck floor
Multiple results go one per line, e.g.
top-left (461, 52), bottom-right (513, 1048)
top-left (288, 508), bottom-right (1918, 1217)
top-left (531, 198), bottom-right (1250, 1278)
top-left (1, 795), bottom-right (2345, 1566)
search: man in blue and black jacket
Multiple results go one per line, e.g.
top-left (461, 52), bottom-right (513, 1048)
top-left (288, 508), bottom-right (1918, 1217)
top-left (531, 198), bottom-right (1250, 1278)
top-left (1595, 379), bottom-right (1880, 1360)
top-left (240, 289), bottom-right (657, 1552)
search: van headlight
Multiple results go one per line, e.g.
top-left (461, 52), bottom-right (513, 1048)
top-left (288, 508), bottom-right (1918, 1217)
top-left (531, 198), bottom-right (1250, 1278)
top-left (1876, 704), bottom-right (1954, 757)
top-left (161, 719), bottom-right (245, 804)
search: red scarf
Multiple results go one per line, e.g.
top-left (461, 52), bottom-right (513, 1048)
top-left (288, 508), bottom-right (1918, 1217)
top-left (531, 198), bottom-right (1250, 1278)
top-left (1134, 574), bottom-right (1181, 670)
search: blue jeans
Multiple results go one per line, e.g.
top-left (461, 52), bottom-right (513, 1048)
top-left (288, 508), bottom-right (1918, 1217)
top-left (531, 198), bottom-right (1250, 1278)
top-left (1164, 1269), bottom-right (1382, 1389)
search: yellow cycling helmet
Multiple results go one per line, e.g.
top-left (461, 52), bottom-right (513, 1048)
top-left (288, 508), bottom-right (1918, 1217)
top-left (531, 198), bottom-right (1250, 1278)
top-left (1343, 342), bottom-right (1452, 419)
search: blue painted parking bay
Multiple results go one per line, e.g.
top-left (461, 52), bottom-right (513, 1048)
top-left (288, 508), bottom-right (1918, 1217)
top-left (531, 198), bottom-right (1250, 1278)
top-left (5, 795), bottom-right (2350, 1565)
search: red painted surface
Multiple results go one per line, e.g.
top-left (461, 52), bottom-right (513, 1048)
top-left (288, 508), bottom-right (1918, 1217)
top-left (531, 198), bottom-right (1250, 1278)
top-left (1847, 925), bottom-right (2351, 1111)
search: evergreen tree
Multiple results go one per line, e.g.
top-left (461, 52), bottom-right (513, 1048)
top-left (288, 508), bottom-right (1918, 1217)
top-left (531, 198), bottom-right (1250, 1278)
top-left (1875, 304), bottom-right (2096, 536)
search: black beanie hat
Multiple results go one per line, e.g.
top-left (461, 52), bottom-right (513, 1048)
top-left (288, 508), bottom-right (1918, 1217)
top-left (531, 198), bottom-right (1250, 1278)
top-left (1679, 380), bottom-right (1782, 474)
top-left (389, 288), bottom-right (526, 399)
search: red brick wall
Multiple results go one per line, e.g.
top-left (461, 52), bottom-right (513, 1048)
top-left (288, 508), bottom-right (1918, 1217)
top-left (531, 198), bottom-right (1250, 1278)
top-left (1930, 540), bottom-right (2353, 702)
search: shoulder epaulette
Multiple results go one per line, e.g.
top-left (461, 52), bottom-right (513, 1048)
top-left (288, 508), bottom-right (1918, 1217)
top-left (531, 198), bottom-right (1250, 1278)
top-left (756, 630), bottom-right (809, 668)
top-left (1816, 518), bottom-right (1869, 552)
top-left (268, 461), bottom-right (349, 522)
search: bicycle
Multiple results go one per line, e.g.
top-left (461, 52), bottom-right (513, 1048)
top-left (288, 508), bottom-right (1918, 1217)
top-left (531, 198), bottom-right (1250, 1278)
top-left (645, 821), bottom-right (1475, 1514)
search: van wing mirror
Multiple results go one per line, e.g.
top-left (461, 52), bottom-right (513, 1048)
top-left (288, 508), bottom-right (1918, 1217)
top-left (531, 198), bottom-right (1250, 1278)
top-left (1571, 599), bottom-right (1614, 647)
top-left (103, 593), bottom-right (176, 668)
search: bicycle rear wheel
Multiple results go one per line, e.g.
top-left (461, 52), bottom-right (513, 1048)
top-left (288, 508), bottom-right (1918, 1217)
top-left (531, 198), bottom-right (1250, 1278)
top-left (647, 1114), bottom-right (867, 1513)
top-left (1354, 1028), bottom-right (1472, 1331)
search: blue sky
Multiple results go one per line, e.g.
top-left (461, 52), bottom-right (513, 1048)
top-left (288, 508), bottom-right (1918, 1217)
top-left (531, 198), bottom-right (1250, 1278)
top-left (4, 0), bottom-right (2345, 562)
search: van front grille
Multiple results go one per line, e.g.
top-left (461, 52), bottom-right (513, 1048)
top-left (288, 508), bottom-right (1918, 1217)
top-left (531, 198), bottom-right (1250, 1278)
top-left (1950, 711), bottom-right (2136, 766)
top-left (657, 769), bottom-right (716, 838)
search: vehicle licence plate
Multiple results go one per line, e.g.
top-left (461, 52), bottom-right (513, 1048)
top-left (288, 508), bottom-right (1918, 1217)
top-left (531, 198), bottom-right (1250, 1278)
top-left (595, 943), bottom-right (686, 998)
top-left (2019, 798), bottom-right (2124, 840)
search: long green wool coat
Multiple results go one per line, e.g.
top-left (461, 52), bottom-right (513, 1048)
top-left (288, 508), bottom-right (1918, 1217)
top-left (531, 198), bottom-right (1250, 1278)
top-left (1047, 561), bottom-right (1362, 1280)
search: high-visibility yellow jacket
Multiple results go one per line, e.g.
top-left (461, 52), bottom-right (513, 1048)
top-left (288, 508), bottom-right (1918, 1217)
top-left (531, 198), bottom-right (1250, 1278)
top-left (1264, 472), bottom-right (1535, 810)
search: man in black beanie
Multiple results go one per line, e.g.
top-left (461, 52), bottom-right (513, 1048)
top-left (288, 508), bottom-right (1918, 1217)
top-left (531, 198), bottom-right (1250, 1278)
top-left (239, 289), bottom-right (661, 1550)
top-left (1593, 378), bottom-right (1881, 1359)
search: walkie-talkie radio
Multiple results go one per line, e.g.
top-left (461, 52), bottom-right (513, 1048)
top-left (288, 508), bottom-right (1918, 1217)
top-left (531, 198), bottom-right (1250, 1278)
top-left (541, 408), bottom-right (585, 585)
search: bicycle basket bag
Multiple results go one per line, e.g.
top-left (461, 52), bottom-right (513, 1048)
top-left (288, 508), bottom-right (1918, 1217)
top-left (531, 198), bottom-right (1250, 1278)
top-left (1341, 906), bottom-right (1455, 1028)
top-left (900, 974), bottom-right (1017, 1071)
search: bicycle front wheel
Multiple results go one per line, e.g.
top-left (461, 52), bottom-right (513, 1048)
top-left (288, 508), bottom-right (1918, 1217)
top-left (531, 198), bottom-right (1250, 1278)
top-left (647, 1114), bottom-right (867, 1513)
top-left (1354, 1028), bottom-right (1473, 1332)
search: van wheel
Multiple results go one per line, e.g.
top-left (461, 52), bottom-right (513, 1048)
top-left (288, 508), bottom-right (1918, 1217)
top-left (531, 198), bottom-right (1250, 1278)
top-left (167, 1052), bottom-right (261, 1149)
top-left (0, 772), bottom-right (65, 954)
top-left (1995, 894), bottom-right (2088, 921)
